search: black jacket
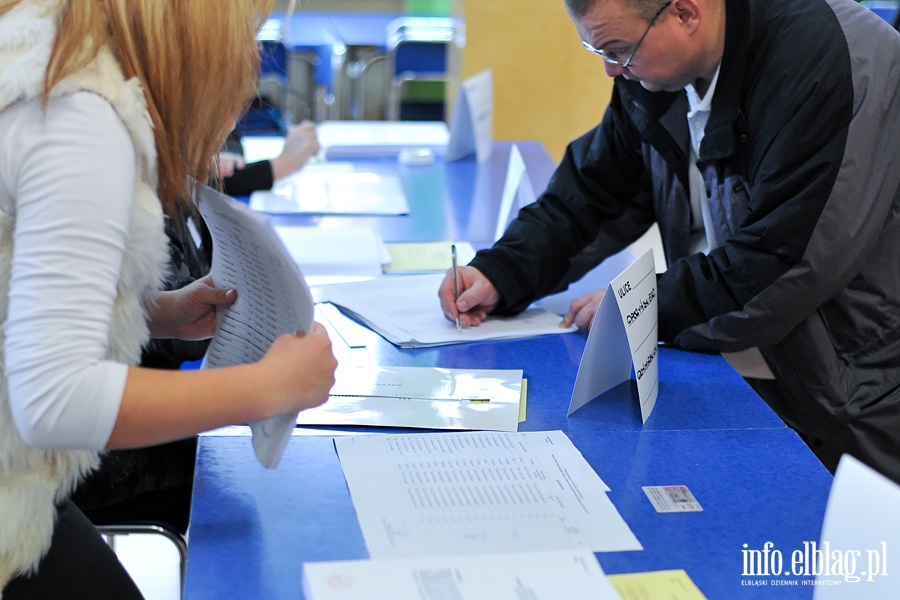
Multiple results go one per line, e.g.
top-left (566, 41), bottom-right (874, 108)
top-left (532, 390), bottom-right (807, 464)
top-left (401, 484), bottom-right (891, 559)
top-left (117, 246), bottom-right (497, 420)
top-left (471, 0), bottom-right (900, 480)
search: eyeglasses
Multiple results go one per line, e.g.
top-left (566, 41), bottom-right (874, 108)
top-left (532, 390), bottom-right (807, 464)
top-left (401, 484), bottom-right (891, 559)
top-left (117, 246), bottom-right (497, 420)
top-left (581, 1), bottom-right (672, 68)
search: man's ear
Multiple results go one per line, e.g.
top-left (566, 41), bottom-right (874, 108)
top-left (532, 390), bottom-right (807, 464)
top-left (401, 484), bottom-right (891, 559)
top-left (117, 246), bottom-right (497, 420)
top-left (671, 0), bottom-right (703, 35)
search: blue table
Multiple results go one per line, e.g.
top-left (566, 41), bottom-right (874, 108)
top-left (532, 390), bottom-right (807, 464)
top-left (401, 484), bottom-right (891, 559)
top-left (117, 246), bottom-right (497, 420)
top-left (185, 142), bottom-right (834, 598)
top-left (266, 141), bottom-right (557, 245)
top-left (186, 427), bottom-right (831, 599)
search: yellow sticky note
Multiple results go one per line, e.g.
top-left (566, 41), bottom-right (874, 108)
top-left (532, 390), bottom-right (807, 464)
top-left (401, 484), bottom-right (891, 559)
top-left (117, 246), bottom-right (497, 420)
top-left (519, 379), bottom-right (528, 423)
top-left (384, 241), bottom-right (475, 272)
top-left (607, 569), bottom-right (707, 600)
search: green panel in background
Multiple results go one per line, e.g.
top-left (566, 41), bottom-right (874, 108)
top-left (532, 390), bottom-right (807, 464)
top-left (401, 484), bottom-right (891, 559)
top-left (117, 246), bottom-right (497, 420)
top-left (405, 0), bottom-right (451, 16)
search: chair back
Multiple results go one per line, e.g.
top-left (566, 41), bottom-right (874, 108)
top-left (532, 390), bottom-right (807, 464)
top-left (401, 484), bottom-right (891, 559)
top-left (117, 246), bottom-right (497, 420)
top-left (384, 16), bottom-right (465, 120)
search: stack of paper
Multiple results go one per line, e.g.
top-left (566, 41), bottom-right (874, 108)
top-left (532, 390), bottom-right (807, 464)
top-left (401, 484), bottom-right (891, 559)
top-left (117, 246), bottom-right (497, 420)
top-left (196, 186), bottom-right (314, 469)
top-left (319, 273), bottom-right (576, 348)
top-left (296, 365), bottom-right (524, 431)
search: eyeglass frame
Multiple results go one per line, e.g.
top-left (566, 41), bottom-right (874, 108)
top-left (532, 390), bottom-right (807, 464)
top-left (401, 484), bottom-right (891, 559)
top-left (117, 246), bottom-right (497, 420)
top-left (580, 1), bottom-right (673, 68)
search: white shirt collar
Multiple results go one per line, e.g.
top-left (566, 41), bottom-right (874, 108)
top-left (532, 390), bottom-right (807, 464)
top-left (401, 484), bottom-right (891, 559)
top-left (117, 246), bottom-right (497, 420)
top-left (686, 63), bottom-right (722, 115)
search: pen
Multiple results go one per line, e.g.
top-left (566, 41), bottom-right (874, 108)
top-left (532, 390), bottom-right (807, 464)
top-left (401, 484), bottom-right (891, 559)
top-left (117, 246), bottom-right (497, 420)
top-left (452, 243), bottom-right (461, 332)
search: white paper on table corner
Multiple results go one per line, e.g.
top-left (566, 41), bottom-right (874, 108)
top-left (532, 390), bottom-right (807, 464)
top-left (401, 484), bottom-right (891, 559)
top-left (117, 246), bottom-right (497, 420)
top-left (196, 185), bottom-right (314, 468)
top-left (814, 454), bottom-right (900, 598)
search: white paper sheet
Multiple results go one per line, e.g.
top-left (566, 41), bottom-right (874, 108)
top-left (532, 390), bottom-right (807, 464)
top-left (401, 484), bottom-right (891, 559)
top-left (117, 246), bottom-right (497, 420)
top-left (273, 225), bottom-right (386, 286)
top-left (318, 273), bottom-right (576, 348)
top-left (446, 69), bottom-right (494, 163)
top-left (334, 430), bottom-right (642, 557)
top-left (317, 120), bottom-right (450, 158)
top-left (249, 163), bottom-right (409, 215)
top-left (302, 550), bottom-right (621, 600)
top-left (297, 366), bottom-right (523, 431)
top-left (814, 455), bottom-right (900, 597)
top-left (197, 186), bottom-right (314, 468)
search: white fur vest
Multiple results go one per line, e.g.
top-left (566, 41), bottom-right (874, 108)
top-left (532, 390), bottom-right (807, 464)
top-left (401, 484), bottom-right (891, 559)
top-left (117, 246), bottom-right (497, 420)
top-left (0, 0), bottom-right (169, 589)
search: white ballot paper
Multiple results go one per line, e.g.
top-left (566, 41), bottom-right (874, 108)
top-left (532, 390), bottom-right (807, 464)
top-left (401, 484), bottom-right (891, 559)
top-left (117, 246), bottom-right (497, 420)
top-left (302, 549), bottom-right (622, 600)
top-left (569, 250), bottom-right (659, 423)
top-left (446, 69), bottom-right (493, 163)
top-left (495, 144), bottom-right (537, 242)
top-left (319, 273), bottom-right (576, 348)
top-left (197, 186), bottom-right (314, 469)
top-left (814, 455), bottom-right (900, 597)
top-left (297, 365), bottom-right (523, 431)
top-left (334, 430), bottom-right (642, 557)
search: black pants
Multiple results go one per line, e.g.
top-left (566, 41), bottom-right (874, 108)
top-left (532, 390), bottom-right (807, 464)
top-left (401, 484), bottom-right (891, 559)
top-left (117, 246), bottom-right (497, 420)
top-left (3, 500), bottom-right (144, 600)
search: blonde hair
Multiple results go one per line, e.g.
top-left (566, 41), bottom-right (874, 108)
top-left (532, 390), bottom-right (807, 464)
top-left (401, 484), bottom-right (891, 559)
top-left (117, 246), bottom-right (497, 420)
top-left (0, 0), bottom-right (274, 215)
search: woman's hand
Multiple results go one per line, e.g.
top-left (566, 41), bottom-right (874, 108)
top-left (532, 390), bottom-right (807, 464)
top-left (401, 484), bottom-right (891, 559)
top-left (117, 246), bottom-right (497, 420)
top-left (256, 323), bottom-right (338, 414)
top-left (216, 152), bottom-right (246, 178)
top-left (147, 275), bottom-right (237, 340)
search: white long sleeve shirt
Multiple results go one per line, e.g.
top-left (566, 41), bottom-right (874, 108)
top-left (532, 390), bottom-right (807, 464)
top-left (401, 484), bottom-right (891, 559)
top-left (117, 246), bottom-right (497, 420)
top-left (0, 92), bottom-right (136, 449)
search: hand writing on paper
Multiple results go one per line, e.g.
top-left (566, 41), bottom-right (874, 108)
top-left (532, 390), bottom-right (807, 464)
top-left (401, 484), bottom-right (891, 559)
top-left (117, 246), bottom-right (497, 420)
top-left (147, 275), bottom-right (238, 340)
top-left (560, 289), bottom-right (606, 331)
top-left (258, 323), bottom-right (337, 413)
top-left (438, 266), bottom-right (500, 328)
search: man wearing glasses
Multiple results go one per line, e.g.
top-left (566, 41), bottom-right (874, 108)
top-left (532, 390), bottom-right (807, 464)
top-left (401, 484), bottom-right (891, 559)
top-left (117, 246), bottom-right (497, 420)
top-left (440, 0), bottom-right (900, 483)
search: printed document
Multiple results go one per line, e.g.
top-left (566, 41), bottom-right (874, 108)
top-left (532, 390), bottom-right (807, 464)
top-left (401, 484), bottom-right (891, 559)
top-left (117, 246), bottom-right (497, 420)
top-left (319, 273), bottom-right (576, 347)
top-left (302, 550), bottom-right (621, 600)
top-left (334, 430), bottom-right (642, 557)
top-left (197, 186), bottom-right (314, 468)
top-left (296, 365), bottom-right (523, 431)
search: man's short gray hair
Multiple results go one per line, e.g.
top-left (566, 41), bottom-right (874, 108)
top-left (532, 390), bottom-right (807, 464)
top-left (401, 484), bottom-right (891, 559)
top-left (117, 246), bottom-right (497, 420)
top-left (564, 0), bottom-right (669, 22)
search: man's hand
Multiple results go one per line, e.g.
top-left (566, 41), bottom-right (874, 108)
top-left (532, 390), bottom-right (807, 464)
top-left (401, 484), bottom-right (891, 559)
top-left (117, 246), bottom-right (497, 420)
top-left (561, 289), bottom-right (606, 330)
top-left (438, 265), bottom-right (500, 327)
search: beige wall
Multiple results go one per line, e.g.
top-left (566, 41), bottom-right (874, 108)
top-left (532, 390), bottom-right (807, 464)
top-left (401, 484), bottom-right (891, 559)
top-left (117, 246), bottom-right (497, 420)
top-left (461, 1), bottom-right (613, 162)
top-left (277, 0), bottom-right (613, 162)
